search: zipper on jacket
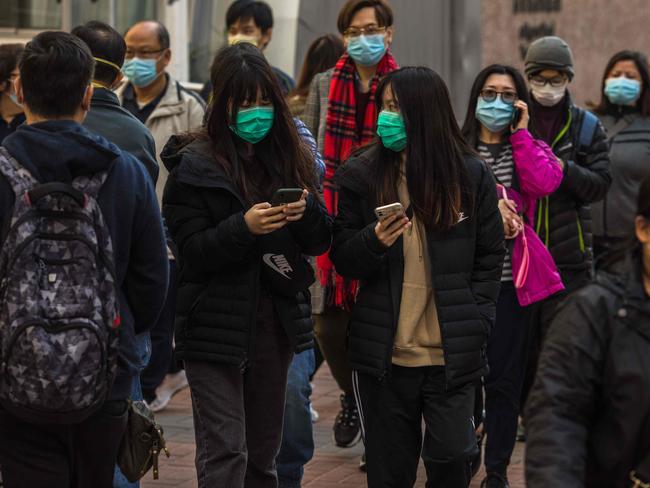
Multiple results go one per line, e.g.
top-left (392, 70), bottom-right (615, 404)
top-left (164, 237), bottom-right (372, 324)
top-left (534, 109), bottom-right (573, 246)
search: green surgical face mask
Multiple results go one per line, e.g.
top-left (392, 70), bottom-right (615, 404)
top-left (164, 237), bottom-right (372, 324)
top-left (229, 106), bottom-right (275, 144)
top-left (376, 110), bottom-right (407, 152)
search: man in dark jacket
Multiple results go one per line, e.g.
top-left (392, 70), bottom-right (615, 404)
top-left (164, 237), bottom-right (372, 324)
top-left (73, 21), bottom-right (158, 183)
top-left (200, 0), bottom-right (296, 101)
top-left (521, 36), bottom-right (612, 417)
top-left (0, 32), bottom-right (168, 488)
top-left (525, 252), bottom-right (650, 487)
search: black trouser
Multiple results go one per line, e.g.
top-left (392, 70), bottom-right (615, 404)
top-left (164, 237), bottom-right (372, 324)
top-left (521, 269), bottom-right (589, 409)
top-left (185, 296), bottom-right (294, 488)
top-left (141, 259), bottom-right (179, 402)
top-left (484, 282), bottom-right (529, 475)
top-left (0, 400), bottom-right (128, 488)
top-left (354, 365), bottom-right (476, 488)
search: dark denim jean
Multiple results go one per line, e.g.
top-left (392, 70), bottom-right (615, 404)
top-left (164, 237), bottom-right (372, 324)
top-left (277, 349), bottom-right (316, 488)
top-left (113, 332), bottom-right (151, 488)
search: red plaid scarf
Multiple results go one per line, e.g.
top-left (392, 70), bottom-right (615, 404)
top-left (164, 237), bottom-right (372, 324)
top-left (317, 52), bottom-right (398, 310)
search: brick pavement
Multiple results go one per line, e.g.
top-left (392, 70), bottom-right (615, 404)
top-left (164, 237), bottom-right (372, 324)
top-left (142, 365), bottom-right (526, 488)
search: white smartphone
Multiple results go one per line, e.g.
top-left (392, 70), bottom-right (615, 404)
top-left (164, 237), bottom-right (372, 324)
top-left (374, 202), bottom-right (404, 221)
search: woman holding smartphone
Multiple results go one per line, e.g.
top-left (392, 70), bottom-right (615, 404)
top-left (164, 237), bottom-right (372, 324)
top-left (161, 43), bottom-right (331, 487)
top-left (331, 66), bottom-right (505, 487)
top-left (461, 64), bottom-right (564, 488)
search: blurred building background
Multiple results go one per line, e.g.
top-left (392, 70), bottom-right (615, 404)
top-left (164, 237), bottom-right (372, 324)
top-left (1, 0), bottom-right (650, 115)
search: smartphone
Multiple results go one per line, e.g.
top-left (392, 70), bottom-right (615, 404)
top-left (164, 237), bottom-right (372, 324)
top-left (511, 108), bottom-right (521, 127)
top-left (271, 188), bottom-right (304, 206)
top-left (374, 202), bottom-right (404, 221)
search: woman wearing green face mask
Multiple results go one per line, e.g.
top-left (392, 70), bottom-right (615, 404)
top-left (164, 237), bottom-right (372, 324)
top-left (590, 50), bottom-right (650, 262)
top-left (160, 43), bottom-right (331, 487)
top-left (330, 66), bottom-right (505, 487)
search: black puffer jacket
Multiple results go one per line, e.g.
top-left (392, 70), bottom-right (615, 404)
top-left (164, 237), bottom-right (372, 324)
top-left (330, 149), bottom-right (505, 387)
top-left (532, 94), bottom-right (611, 286)
top-left (525, 255), bottom-right (650, 487)
top-left (161, 136), bottom-right (331, 369)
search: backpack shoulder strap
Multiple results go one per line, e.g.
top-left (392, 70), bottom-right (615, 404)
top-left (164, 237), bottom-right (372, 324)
top-left (578, 110), bottom-right (599, 151)
top-left (0, 146), bottom-right (39, 197)
top-left (72, 170), bottom-right (109, 200)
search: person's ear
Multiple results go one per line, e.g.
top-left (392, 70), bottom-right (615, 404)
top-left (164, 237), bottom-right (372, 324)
top-left (111, 72), bottom-right (124, 91)
top-left (635, 215), bottom-right (650, 244)
top-left (385, 26), bottom-right (395, 46)
top-left (260, 28), bottom-right (272, 50)
top-left (81, 84), bottom-right (93, 112)
top-left (0, 81), bottom-right (6, 93)
top-left (14, 77), bottom-right (24, 105)
top-left (159, 48), bottom-right (172, 70)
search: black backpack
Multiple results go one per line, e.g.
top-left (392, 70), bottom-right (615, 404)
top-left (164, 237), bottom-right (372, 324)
top-left (0, 147), bottom-right (120, 424)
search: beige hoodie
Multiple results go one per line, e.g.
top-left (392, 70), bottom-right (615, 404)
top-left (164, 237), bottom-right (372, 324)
top-left (392, 173), bottom-right (445, 367)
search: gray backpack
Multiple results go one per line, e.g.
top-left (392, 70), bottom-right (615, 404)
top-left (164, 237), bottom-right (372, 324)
top-left (0, 147), bottom-right (120, 424)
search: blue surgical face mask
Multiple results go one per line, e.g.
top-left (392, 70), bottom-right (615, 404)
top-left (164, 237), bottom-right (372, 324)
top-left (347, 34), bottom-right (387, 67)
top-left (122, 57), bottom-right (160, 88)
top-left (8, 92), bottom-right (21, 108)
top-left (475, 96), bottom-right (514, 133)
top-left (604, 76), bottom-right (641, 106)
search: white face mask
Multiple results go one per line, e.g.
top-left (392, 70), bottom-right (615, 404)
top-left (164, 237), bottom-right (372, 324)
top-left (228, 33), bottom-right (260, 47)
top-left (531, 83), bottom-right (568, 107)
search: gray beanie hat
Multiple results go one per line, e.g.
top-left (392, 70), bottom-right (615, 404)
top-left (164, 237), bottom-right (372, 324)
top-left (524, 36), bottom-right (574, 79)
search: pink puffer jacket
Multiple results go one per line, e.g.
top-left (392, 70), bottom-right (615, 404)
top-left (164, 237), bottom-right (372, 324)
top-left (497, 129), bottom-right (565, 306)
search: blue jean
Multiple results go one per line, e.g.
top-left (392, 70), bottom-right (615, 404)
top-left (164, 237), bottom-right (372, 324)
top-left (113, 332), bottom-right (151, 488)
top-left (277, 349), bottom-right (315, 488)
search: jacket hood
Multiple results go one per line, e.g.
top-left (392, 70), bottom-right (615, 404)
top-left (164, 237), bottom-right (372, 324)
top-left (161, 134), bottom-right (236, 192)
top-left (2, 120), bottom-right (120, 183)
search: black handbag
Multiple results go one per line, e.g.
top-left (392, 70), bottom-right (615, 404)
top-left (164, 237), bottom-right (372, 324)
top-left (259, 227), bottom-right (315, 297)
top-left (118, 400), bottom-right (170, 482)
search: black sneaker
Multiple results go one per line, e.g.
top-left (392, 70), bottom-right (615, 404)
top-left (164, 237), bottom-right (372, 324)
top-left (333, 393), bottom-right (361, 447)
top-left (359, 452), bottom-right (366, 472)
top-left (480, 473), bottom-right (510, 488)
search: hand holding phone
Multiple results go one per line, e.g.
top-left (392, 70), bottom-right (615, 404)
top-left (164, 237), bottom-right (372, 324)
top-left (283, 189), bottom-right (309, 222)
top-left (374, 203), bottom-right (410, 248)
top-left (511, 100), bottom-right (529, 131)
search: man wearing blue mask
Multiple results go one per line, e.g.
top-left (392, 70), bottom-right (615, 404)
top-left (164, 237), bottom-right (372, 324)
top-left (117, 20), bottom-right (205, 415)
top-left (302, 0), bottom-right (398, 471)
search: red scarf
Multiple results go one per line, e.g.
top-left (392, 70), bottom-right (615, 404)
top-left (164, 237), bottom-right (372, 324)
top-left (317, 52), bottom-right (398, 310)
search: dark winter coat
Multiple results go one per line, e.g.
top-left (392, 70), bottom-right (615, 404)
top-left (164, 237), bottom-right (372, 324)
top-left (525, 254), bottom-right (650, 487)
top-left (532, 94), bottom-right (611, 287)
top-left (0, 121), bottom-right (169, 401)
top-left (592, 109), bottom-right (650, 239)
top-left (330, 148), bottom-right (505, 387)
top-left (161, 136), bottom-right (331, 369)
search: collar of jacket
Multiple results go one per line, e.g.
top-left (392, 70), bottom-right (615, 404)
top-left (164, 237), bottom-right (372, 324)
top-left (599, 251), bottom-right (650, 339)
top-left (116, 74), bottom-right (186, 120)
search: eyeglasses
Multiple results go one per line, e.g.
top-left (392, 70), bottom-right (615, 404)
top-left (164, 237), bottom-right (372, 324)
top-left (343, 25), bottom-right (386, 38)
top-left (124, 48), bottom-right (165, 60)
top-left (480, 89), bottom-right (518, 105)
top-left (529, 75), bottom-right (567, 88)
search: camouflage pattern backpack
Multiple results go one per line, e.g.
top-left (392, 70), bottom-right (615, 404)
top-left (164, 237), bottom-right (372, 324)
top-left (0, 147), bottom-right (120, 424)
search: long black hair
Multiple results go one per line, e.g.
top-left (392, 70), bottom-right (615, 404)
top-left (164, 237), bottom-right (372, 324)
top-left (291, 35), bottom-right (344, 98)
top-left (373, 66), bottom-right (474, 232)
top-left (461, 64), bottom-right (530, 147)
top-left (204, 43), bottom-right (318, 203)
top-left (590, 50), bottom-right (650, 117)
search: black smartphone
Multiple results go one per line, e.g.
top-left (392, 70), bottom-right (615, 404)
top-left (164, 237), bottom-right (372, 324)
top-left (512, 108), bottom-right (521, 127)
top-left (271, 188), bottom-right (304, 206)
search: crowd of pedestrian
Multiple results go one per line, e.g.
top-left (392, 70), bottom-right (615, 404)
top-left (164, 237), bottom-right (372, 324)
top-left (0, 0), bottom-right (648, 487)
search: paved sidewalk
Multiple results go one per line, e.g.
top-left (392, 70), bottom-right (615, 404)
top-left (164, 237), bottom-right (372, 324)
top-left (142, 365), bottom-right (525, 487)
